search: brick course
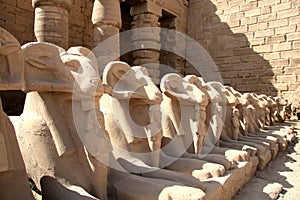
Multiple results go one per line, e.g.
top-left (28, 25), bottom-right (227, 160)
top-left (0, 0), bottom-right (299, 100)
top-left (0, 0), bottom-right (93, 48)
top-left (187, 0), bottom-right (300, 99)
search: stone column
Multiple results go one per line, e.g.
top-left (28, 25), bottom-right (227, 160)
top-left (92, 0), bottom-right (121, 72)
top-left (130, 1), bottom-right (162, 84)
top-left (32, 0), bottom-right (71, 49)
top-left (92, 0), bottom-right (121, 47)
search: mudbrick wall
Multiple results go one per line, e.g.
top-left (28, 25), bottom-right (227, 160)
top-left (187, 0), bottom-right (300, 98)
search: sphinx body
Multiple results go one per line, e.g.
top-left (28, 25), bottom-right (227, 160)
top-left (14, 43), bottom-right (109, 200)
top-left (211, 84), bottom-right (271, 170)
top-left (0, 28), bottom-right (35, 200)
top-left (100, 61), bottom-right (207, 200)
top-left (185, 79), bottom-right (252, 164)
top-left (226, 89), bottom-right (279, 160)
top-left (159, 73), bottom-right (228, 178)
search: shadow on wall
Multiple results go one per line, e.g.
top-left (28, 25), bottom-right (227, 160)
top-left (186, 0), bottom-right (278, 96)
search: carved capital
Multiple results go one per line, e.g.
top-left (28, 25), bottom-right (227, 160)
top-left (32, 0), bottom-right (72, 12)
top-left (92, 0), bottom-right (121, 28)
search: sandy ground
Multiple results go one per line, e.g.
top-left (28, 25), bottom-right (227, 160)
top-left (233, 120), bottom-right (300, 200)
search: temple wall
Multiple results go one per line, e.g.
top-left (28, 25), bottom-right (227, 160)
top-left (0, 0), bottom-right (34, 45)
top-left (68, 0), bottom-right (94, 49)
top-left (1, 0), bottom-right (299, 99)
top-left (0, 0), bottom-right (93, 48)
top-left (0, 0), bottom-right (94, 115)
top-left (187, 0), bottom-right (300, 98)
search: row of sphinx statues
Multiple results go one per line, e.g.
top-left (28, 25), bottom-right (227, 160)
top-left (0, 27), bottom-right (295, 200)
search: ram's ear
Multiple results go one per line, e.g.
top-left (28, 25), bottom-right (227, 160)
top-left (112, 68), bottom-right (127, 81)
top-left (25, 56), bottom-right (54, 70)
top-left (22, 42), bottom-right (65, 70)
top-left (160, 73), bottom-right (184, 99)
top-left (102, 61), bottom-right (131, 88)
top-left (0, 43), bottom-right (20, 56)
top-left (0, 28), bottom-right (21, 56)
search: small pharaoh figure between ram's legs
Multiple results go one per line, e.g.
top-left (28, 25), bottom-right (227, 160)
top-left (186, 77), bottom-right (252, 164)
top-left (218, 86), bottom-right (272, 170)
top-left (100, 61), bottom-right (208, 200)
top-left (159, 73), bottom-right (226, 178)
top-left (226, 89), bottom-right (279, 160)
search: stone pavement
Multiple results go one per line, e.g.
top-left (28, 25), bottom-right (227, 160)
top-left (233, 120), bottom-right (300, 200)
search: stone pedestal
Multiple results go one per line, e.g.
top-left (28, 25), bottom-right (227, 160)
top-left (33, 0), bottom-right (71, 49)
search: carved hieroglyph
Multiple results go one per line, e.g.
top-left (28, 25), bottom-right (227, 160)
top-left (15, 42), bottom-right (109, 200)
top-left (0, 27), bottom-right (34, 200)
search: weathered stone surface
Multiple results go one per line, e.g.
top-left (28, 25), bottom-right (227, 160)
top-left (187, 0), bottom-right (300, 100)
top-left (92, 0), bottom-right (121, 48)
top-left (100, 61), bottom-right (207, 200)
top-left (33, 0), bottom-right (71, 49)
top-left (15, 42), bottom-right (109, 199)
top-left (160, 73), bottom-right (226, 177)
top-left (0, 28), bottom-right (24, 90)
top-left (0, 28), bottom-right (34, 200)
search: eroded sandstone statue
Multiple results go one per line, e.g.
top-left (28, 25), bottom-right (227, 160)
top-left (100, 61), bottom-right (207, 200)
top-left (197, 81), bottom-right (253, 162)
top-left (274, 96), bottom-right (287, 123)
top-left (226, 88), bottom-right (279, 160)
top-left (15, 42), bottom-right (109, 200)
top-left (217, 87), bottom-right (272, 170)
top-left (184, 75), bottom-right (236, 170)
top-left (160, 73), bottom-right (228, 178)
top-left (0, 28), bottom-right (34, 200)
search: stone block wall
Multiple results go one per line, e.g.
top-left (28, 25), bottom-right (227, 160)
top-left (187, 0), bottom-right (300, 98)
top-left (0, 0), bottom-right (94, 115)
top-left (0, 0), bottom-right (93, 48)
top-left (1, 0), bottom-right (299, 99)
top-left (159, 0), bottom-right (189, 76)
top-left (68, 0), bottom-right (93, 49)
top-left (0, 0), bottom-right (34, 45)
